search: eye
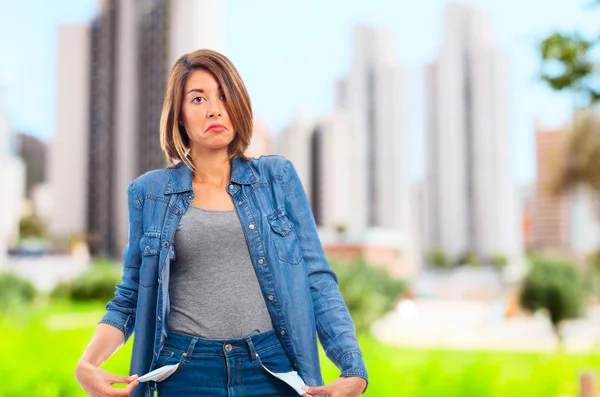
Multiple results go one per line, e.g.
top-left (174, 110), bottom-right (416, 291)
top-left (192, 97), bottom-right (205, 104)
top-left (219, 94), bottom-right (226, 101)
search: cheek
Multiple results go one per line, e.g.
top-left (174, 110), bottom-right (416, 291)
top-left (182, 106), bottom-right (204, 126)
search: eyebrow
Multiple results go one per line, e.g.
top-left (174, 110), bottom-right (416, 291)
top-left (185, 88), bottom-right (205, 96)
top-left (185, 87), bottom-right (224, 96)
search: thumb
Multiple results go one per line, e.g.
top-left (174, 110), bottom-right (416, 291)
top-left (303, 385), bottom-right (332, 395)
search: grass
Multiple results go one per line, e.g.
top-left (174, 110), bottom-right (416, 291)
top-left (0, 301), bottom-right (598, 397)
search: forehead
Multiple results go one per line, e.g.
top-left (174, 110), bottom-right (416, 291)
top-left (185, 69), bottom-right (220, 92)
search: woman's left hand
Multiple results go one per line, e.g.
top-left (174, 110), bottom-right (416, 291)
top-left (302, 376), bottom-right (367, 397)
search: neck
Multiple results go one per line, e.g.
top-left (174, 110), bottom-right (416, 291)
top-left (189, 148), bottom-right (231, 185)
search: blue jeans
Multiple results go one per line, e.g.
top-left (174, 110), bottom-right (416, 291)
top-left (155, 329), bottom-right (300, 396)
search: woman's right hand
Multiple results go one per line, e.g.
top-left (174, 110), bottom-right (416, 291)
top-left (75, 360), bottom-right (139, 397)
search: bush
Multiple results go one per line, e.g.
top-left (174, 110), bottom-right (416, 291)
top-left (519, 259), bottom-right (585, 347)
top-left (427, 248), bottom-right (450, 269)
top-left (330, 257), bottom-right (407, 333)
top-left (492, 254), bottom-right (508, 271)
top-left (456, 251), bottom-right (480, 267)
top-left (0, 272), bottom-right (37, 312)
top-left (51, 259), bottom-right (122, 303)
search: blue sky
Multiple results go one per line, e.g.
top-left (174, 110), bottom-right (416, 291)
top-left (0, 0), bottom-right (597, 183)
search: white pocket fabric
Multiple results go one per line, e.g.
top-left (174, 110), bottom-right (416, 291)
top-left (260, 362), bottom-right (307, 396)
top-left (136, 362), bottom-right (180, 383)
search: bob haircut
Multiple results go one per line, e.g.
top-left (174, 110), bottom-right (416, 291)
top-left (160, 49), bottom-right (253, 171)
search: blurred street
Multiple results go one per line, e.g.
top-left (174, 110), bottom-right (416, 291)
top-left (374, 298), bottom-right (600, 353)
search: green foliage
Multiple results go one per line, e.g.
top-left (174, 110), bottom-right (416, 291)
top-left (456, 251), bottom-right (480, 267)
top-left (19, 214), bottom-right (47, 239)
top-left (0, 272), bottom-right (37, 312)
top-left (51, 259), bottom-right (121, 303)
top-left (540, 32), bottom-right (598, 102)
top-left (331, 258), bottom-right (407, 333)
top-left (427, 247), bottom-right (450, 269)
top-left (1, 301), bottom-right (599, 396)
top-left (519, 259), bottom-right (585, 344)
top-left (492, 254), bottom-right (508, 271)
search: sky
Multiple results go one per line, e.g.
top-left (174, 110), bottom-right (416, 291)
top-left (0, 0), bottom-right (597, 184)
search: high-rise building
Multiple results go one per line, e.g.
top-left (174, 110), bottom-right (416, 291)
top-left (423, 3), bottom-right (522, 264)
top-left (15, 133), bottom-right (48, 198)
top-left (336, 26), bottom-right (410, 235)
top-left (49, 24), bottom-right (90, 245)
top-left (52, 0), bottom-right (223, 257)
top-left (276, 26), bottom-right (420, 276)
top-left (531, 121), bottom-right (600, 255)
top-left (531, 123), bottom-right (569, 250)
top-left (0, 95), bottom-right (26, 266)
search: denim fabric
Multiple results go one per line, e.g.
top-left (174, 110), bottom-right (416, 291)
top-left (99, 155), bottom-right (368, 397)
top-left (155, 329), bottom-right (299, 397)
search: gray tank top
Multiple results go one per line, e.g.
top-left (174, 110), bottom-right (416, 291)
top-left (168, 205), bottom-right (274, 338)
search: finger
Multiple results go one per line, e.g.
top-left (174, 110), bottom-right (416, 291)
top-left (108, 380), bottom-right (138, 397)
top-left (303, 385), bottom-right (332, 395)
top-left (108, 374), bottom-right (138, 385)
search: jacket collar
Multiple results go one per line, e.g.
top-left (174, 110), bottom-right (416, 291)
top-left (164, 157), bottom-right (256, 195)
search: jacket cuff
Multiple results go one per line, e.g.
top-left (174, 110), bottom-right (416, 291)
top-left (99, 310), bottom-right (135, 342)
top-left (339, 351), bottom-right (368, 393)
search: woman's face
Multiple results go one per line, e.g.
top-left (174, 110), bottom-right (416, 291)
top-left (180, 69), bottom-right (235, 154)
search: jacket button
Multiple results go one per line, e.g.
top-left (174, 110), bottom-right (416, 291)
top-left (157, 316), bottom-right (161, 321)
top-left (282, 226), bottom-right (288, 233)
top-left (229, 184), bottom-right (234, 190)
top-left (280, 330), bottom-right (286, 336)
top-left (258, 258), bottom-right (264, 264)
top-left (238, 201), bottom-right (242, 205)
top-left (176, 209), bottom-right (182, 215)
top-left (249, 224), bottom-right (255, 230)
top-left (163, 242), bottom-right (169, 247)
top-left (268, 295), bottom-right (274, 301)
top-left (187, 194), bottom-right (192, 199)
top-left (145, 246), bottom-right (150, 251)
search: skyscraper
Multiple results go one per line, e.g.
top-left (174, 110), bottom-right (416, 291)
top-left (531, 122), bottom-right (569, 250)
top-left (52, 0), bottom-right (223, 258)
top-left (49, 24), bottom-right (90, 245)
top-left (276, 26), bottom-right (419, 276)
top-left (423, 3), bottom-right (522, 263)
top-left (0, 93), bottom-right (26, 266)
top-left (336, 26), bottom-right (410, 235)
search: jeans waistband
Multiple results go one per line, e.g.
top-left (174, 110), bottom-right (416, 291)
top-left (162, 329), bottom-right (280, 361)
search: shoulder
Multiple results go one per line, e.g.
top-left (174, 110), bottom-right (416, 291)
top-left (245, 154), bottom-right (294, 183)
top-left (129, 166), bottom-right (173, 196)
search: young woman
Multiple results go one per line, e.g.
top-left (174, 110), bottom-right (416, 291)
top-left (75, 49), bottom-right (368, 397)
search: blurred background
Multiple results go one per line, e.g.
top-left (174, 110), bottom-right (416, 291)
top-left (1, 0), bottom-right (600, 396)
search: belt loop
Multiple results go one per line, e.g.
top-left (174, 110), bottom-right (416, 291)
top-left (184, 337), bottom-right (198, 363)
top-left (246, 335), bottom-right (258, 363)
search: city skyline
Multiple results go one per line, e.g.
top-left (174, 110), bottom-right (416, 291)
top-left (423, 3), bottom-right (523, 262)
top-left (0, 0), bottom-right (597, 185)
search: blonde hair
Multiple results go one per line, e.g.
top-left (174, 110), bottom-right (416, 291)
top-left (160, 49), bottom-right (253, 171)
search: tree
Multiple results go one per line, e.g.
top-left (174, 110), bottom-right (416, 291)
top-left (519, 259), bottom-right (585, 349)
top-left (539, 2), bottom-right (600, 263)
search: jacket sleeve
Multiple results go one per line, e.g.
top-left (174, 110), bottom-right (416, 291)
top-left (99, 182), bottom-right (143, 342)
top-left (282, 159), bottom-right (368, 385)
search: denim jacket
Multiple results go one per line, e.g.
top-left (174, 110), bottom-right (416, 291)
top-left (100, 155), bottom-right (368, 397)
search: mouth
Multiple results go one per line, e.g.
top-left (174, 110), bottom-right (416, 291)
top-left (206, 124), bottom-right (227, 132)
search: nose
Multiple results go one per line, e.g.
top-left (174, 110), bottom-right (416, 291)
top-left (207, 99), bottom-right (223, 118)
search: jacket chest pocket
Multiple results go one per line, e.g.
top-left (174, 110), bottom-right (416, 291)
top-left (139, 235), bottom-right (161, 287)
top-left (267, 211), bottom-right (303, 265)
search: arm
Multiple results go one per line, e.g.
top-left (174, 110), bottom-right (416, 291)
top-left (282, 160), bottom-right (368, 386)
top-left (75, 182), bottom-right (144, 396)
top-left (98, 182), bottom-right (144, 341)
